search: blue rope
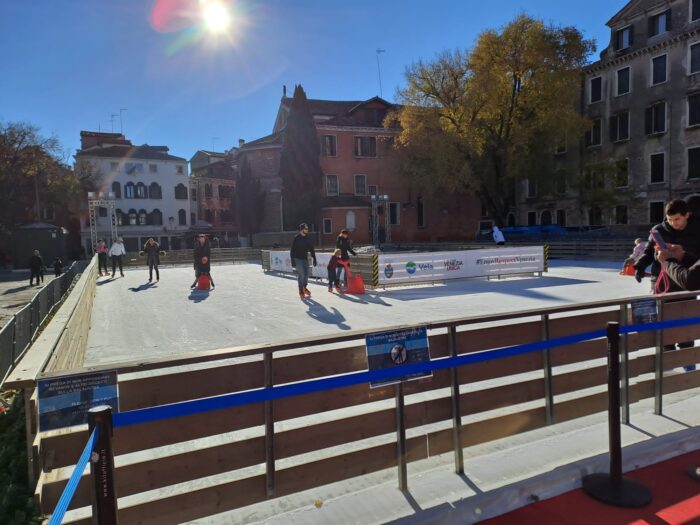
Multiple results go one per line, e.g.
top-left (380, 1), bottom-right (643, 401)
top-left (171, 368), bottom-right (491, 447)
top-left (48, 427), bottom-right (99, 525)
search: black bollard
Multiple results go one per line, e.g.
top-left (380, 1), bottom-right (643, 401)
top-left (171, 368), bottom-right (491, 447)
top-left (88, 405), bottom-right (119, 524)
top-left (582, 322), bottom-right (651, 507)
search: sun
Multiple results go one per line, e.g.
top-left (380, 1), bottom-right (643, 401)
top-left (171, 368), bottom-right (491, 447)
top-left (201, 1), bottom-right (231, 34)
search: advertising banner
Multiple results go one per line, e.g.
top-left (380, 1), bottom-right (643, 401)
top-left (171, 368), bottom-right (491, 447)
top-left (377, 247), bottom-right (544, 285)
top-left (268, 250), bottom-right (332, 279)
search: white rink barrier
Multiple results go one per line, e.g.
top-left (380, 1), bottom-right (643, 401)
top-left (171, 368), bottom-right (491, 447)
top-left (264, 246), bottom-right (546, 287)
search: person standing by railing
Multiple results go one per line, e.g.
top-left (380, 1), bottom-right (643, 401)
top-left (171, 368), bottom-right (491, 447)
top-left (28, 249), bottom-right (44, 286)
top-left (96, 239), bottom-right (109, 276)
top-left (142, 238), bottom-right (164, 283)
top-left (108, 238), bottom-right (126, 278)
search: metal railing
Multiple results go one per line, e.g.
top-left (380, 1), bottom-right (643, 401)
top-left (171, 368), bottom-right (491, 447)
top-left (0, 261), bottom-right (88, 387)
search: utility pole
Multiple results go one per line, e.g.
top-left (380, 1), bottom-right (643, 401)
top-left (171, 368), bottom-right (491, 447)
top-left (376, 49), bottom-right (386, 98)
top-left (119, 109), bottom-right (128, 134)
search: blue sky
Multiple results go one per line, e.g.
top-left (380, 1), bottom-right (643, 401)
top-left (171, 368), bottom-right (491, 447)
top-left (0, 0), bottom-right (629, 163)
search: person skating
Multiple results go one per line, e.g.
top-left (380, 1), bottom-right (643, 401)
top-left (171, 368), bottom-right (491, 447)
top-left (290, 223), bottom-right (317, 299)
top-left (335, 229), bottom-right (356, 285)
top-left (28, 249), bottom-right (44, 286)
top-left (109, 238), bottom-right (126, 278)
top-left (191, 234), bottom-right (214, 289)
top-left (492, 226), bottom-right (506, 246)
top-left (96, 239), bottom-right (109, 276)
top-left (142, 238), bottom-right (163, 282)
top-left (327, 248), bottom-right (342, 293)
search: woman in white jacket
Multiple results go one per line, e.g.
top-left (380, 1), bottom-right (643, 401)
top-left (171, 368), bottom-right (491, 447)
top-left (109, 238), bottom-right (126, 278)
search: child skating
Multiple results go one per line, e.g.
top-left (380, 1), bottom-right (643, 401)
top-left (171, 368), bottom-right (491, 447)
top-left (327, 249), bottom-right (342, 293)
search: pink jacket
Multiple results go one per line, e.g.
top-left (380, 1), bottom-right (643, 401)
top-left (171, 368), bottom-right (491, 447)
top-left (96, 243), bottom-right (108, 254)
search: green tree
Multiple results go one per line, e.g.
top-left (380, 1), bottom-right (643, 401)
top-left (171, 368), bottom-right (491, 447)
top-left (233, 156), bottom-right (266, 245)
top-left (278, 85), bottom-right (325, 229)
top-left (389, 15), bottom-right (595, 225)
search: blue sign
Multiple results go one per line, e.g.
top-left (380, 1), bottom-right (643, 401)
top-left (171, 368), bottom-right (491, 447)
top-left (38, 371), bottom-right (118, 431)
top-left (631, 298), bottom-right (658, 324)
top-left (366, 327), bottom-right (431, 388)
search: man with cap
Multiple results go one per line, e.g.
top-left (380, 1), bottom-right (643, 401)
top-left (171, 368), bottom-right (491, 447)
top-left (290, 222), bottom-right (317, 299)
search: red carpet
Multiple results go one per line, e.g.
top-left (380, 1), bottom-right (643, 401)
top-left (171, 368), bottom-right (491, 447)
top-left (480, 451), bottom-right (700, 525)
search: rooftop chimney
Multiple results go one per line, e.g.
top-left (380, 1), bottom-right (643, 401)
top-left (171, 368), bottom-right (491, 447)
top-left (238, 139), bottom-right (245, 147)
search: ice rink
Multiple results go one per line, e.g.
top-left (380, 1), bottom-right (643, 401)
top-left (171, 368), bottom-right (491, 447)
top-left (85, 259), bottom-right (652, 367)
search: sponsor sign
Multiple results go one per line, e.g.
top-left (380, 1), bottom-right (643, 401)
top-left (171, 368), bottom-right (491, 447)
top-left (38, 371), bottom-right (118, 432)
top-left (268, 250), bottom-right (332, 279)
top-left (377, 247), bottom-right (544, 285)
top-left (365, 327), bottom-right (431, 388)
top-left (630, 298), bottom-right (658, 324)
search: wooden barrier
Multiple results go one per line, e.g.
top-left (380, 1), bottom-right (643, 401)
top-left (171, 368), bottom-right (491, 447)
top-left (29, 292), bottom-right (700, 523)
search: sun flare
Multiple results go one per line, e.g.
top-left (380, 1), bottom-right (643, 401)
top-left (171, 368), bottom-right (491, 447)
top-left (201, 1), bottom-right (231, 33)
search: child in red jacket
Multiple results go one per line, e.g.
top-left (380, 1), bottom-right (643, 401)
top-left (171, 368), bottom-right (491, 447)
top-left (327, 249), bottom-right (342, 292)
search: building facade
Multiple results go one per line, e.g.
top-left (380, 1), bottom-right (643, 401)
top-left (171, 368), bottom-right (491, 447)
top-left (75, 131), bottom-right (191, 253)
top-left (246, 91), bottom-right (481, 246)
top-left (519, 0), bottom-right (700, 227)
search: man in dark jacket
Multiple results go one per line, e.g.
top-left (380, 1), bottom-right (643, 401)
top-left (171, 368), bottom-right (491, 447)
top-left (636, 199), bottom-right (700, 371)
top-left (29, 249), bottom-right (44, 286)
top-left (290, 223), bottom-right (317, 299)
top-left (335, 229), bottom-right (356, 285)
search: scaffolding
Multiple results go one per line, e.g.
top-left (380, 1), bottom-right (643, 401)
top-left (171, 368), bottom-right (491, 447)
top-left (370, 194), bottom-right (391, 247)
top-left (87, 191), bottom-right (118, 250)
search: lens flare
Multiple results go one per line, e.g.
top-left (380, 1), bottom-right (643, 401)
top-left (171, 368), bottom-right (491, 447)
top-left (201, 1), bottom-right (231, 33)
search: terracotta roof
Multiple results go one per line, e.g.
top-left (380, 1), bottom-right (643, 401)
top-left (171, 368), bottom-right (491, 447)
top-left (239, 131), bottom-right (284, 149)
top-left (76, 145), bottom-right (187, 162)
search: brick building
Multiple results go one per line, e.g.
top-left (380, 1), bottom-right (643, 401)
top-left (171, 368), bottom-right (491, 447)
top-left (188, 150), bottom-right (237, 240)
top-left (241, 90), bottom-right (481, 246)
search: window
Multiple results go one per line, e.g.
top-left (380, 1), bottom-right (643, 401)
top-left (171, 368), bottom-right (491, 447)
top-left (191, 212), bottom-right (196, 225)
top-left (555, 170), bottom-right (567, 194)
top-left (204, 184), bottom-right (212, 198)
top-left (615, 205), bottom-right (628, 224)
top-left (616, 159), bottom-right (629, 187)
top-left (650, 201), bottom-right (665, 223)
top-left (110, 162), bottom-right (119, 172)
top-left (326, 175), bottom-right (339, 196)
top-left (584, 168), bottom-right (604, 190)
top-left (417, 197), bottom-right (426, 228)
top-left (389, 202), bottom-right (400, 226)
top-left (589, 77), bottom-right (602, 103)
top-left (191, 188), bottom-right (197, 201)
top-left (124, 182), bottom-right (134, 199)
top-left (323, 218), bottom-right (333, 234)
top-left (526, 179), bottom-right (537, 198)
top-left (178, 209), bottom-right (187, 225)
top-left (128, 209), bottom-right (137, 225)
top-left (354, 175), bottom-right (367, 195)
top-left (177, 165), bottom-right (184, 174)
top-left (588, 207), bottom-right (602, 226)
top-left (138, 209), bottom-right (147, 225)
top-left (345, 210), bottom-right (356, 231)
top-left (354, 136), bottom-right (377, 157)
top-left (645, 102), bottom-right (666, 134)
top-left (116, 209), bottom-right (123, 226)
top-left (152, 208), bottom-right (163, 226)
top-left (136, 182), bottom-right (147, 199)
top-left (690, 95), bottom-right (700, 128)
top-left (174, 183), bottom-right (188, 199)
top-left (648, 10), bottom-right (670, 37)
top-left (650, 153), bottom-right (665, 183)
top-left (694, 0), bottom-right (700, 22)
top-left (689, 147), bottom-right (700, 179)
top-left (368, 185), bottom-right (378, 196)
top-left (652, 55), bottom-right (667, 85)
top-left (554, 138), bottom-right (567, 155)
top-left (205, 209), bottom-right (213, 223)
top-left (585, 118), bottom-right (602, 147)
top-left (111, 181), bottom-right (121, 199)
top-left (617, 67), bottom-right (630, 95)
top-left (527, 211), bottom-right (537, 226)
top-left (149, 183), bottom-right (162, 199)
top-left (691, 43), bottom-right (700, 74)
top-left (556, 209), bottom-right (566, 227)
top-left (614, 26), bottom-right (633, 51)
top-left (125, 162), bottom-right (143, 175)
top-left (610, 111), bottom-right (630, 142)
top-left (149, 164), bottom-right (158, 174)
top-left (320, 135), bottom-right (337, 157)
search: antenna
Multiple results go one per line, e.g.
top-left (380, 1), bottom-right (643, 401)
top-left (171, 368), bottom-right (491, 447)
top-left (376, 49), bottom-right (386, 98)
top-left (119, 108), bottom-right (128, 134)
top-left (110, 114), bottom-right (118, 133)
top-left (212, 137), bottom-right (220, 151)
